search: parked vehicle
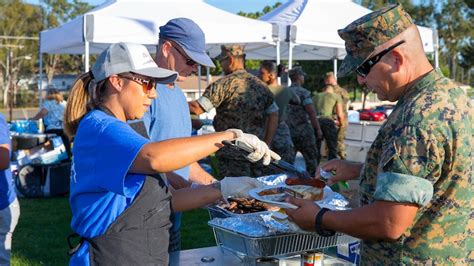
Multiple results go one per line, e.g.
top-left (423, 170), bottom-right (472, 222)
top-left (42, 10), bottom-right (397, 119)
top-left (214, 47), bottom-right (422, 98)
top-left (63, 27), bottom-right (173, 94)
top-left (373, 104), bottom-right (395, 116)
top-left (359, 108), bottom-right (386, 121)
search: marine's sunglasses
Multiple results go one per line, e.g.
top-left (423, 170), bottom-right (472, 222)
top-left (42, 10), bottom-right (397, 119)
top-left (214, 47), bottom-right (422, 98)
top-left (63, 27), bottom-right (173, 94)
top-left (118, 74), bottom-right (157, 95)
top-left (170, 42), bottom-right (197, 66)
top-left (355, 40), bottom-right (405, 78)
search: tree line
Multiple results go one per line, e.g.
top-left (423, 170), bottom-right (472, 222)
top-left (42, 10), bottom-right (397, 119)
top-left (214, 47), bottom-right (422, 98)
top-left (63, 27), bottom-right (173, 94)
top-left (0, 0), bottom-right (472, 109)
top-left (238, 0), bottom-right (473, 97)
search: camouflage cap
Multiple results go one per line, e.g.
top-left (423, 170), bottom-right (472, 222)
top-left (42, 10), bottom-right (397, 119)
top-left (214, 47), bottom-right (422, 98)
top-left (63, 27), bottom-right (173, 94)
top-left (337, 3), bottom-right (413, 78)
top-left (288, 66), bottom-right (306, 77)
top-left (215, 44), bottom-right (245, 61)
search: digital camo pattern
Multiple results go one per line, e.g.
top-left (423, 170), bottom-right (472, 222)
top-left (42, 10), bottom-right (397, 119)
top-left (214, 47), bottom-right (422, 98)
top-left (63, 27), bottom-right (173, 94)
top-left (270, 122), bottom-right (295, 164)
top-left (287, 85), bottom-right (319, 175)
top-left (287, 85), bottom-right (313, 129)
top-left (316, 117), bottom-right (338, 161)
top-left (202, 69), bottom-right (274, 176)
top-left (337, 3), bottom-right (414, 77)
top-left (215, 44), bottom-right (245, 60)
top-left (359, 70), bottom-right (473, 264)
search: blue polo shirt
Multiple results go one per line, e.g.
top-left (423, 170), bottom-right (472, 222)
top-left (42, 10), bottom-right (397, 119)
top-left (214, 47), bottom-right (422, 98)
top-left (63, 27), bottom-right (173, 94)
top-left (0, 114), bottom-right (15, 210)
top-left (142, 83), bottom-right (192, 179)
top-left (69, 110), bottom-right (149, 266)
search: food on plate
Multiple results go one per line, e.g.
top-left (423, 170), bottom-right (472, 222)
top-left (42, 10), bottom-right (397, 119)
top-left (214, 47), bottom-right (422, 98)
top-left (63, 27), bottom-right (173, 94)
top-left (287, 185), bottom-right (324, 201)
top-left (221, 197), bottom-right (272, 214)
top-left (257, 185), bottom-right (324, 202)
top-left (285, 177), bottom-right (326, 188)
top-left (258, 187), bottom-right (283, 196)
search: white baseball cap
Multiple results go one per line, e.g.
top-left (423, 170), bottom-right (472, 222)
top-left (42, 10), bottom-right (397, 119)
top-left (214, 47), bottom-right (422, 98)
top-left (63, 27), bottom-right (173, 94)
top-left (92, 42), bottom-right (178, 84)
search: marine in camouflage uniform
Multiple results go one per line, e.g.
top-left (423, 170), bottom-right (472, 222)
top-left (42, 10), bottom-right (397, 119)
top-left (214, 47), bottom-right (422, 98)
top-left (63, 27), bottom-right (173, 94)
top-left (267, 84), bottom-right (299, 164)
top-left (193, 45), bottom-right (278, 177)
top-left (287, 67), bottom-right (319, 175)
top-left (335, 4), bottom-right (474, 264)
top-left (326, 72), bottom-right (350, 159)
top-left (312, 85), bottom-right (342, 161)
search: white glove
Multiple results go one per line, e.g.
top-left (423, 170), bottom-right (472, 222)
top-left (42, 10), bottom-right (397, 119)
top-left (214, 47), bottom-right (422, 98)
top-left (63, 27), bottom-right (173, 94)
top-left (226, 129), bottom-right (281, 165)
top-left (220, 176), bottom-right (265, 199)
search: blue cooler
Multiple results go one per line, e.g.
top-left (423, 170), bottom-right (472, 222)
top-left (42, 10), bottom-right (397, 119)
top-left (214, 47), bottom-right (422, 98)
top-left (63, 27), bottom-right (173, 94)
top-left (10, 120), bottom-right (39, 134)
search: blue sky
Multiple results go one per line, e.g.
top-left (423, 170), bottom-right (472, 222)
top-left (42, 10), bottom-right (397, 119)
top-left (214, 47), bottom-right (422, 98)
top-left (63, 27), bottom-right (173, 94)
top-left (24, 0), bottom-right (286, 14)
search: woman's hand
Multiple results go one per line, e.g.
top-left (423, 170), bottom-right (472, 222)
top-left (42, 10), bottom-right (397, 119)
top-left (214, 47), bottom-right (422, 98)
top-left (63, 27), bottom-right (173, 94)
top-left (226, 129), bottom-right (281, 165)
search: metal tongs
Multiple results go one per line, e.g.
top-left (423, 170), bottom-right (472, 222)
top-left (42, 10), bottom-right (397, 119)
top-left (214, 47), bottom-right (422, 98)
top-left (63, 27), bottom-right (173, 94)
top-left (222, 140), bottom-right (311, 180)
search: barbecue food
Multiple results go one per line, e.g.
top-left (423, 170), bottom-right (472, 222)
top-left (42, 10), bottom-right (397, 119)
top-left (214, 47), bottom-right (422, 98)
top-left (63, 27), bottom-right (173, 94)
top-left (257, 185), bottom-right (324, 202)
top-left (287, 185), bottom-right (324, 201)
top-left (222, 197), bottom-right (269, 214)
top-left (285, 177), bottom-right (326, 188)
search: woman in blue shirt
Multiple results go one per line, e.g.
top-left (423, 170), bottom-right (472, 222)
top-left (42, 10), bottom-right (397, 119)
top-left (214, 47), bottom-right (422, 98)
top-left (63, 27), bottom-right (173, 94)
top-left (31, 88), bottom-right (71, 158)
top-left (63, 42), bottom-right (279, 265)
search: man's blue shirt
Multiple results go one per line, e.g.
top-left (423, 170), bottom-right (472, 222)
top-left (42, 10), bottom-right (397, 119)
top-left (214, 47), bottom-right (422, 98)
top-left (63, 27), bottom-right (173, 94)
top-left (142, 84), bottom-right (192, 179)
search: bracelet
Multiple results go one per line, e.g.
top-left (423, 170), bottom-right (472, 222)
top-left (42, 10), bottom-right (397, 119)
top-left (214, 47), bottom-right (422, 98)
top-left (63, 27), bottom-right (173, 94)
top-left (314, 207), bottom-right (336, 237)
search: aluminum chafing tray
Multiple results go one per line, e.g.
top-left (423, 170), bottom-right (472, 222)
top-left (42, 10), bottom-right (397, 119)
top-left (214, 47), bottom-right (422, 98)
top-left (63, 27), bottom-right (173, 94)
top-left (208, 205), bottom-right (271, 219)
top-left (208, 219), bottom-right (358, 258)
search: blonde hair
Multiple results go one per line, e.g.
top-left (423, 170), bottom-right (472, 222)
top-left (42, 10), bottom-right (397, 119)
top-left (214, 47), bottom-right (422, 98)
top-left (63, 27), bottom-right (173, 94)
top-left (63, 72), bottom-right (108, 138)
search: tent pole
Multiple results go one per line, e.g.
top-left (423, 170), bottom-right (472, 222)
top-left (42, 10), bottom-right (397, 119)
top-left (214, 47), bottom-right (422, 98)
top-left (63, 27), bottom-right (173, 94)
top-left (39, 51), bottom-right (43, 106)
top-left (197, 65), bottom-right (202, 97)
top-left (276, 41), bottom-right (281, 85)
top-left (206, 66), bottom-right (211, 87)
top-left (433, 28), bottom-right (439, 69)
top-left (83, 14), bottom-right (90, 72)
top-left (333, 58), bottom-right (338, 81)
top-left (84, 41), bottom-right (90, 72)
top-left (287, 41), bottom-right (293, 86)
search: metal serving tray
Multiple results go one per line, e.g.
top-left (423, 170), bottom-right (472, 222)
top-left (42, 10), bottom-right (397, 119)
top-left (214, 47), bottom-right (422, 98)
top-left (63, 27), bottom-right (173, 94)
top-left (208, 206), bottom-right (271, 219)
top-left (208, 220), bottom-right (358, 258)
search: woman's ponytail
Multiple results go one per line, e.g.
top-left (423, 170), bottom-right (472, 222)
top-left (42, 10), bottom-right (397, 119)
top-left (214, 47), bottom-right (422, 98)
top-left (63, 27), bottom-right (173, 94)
top-left (63, 72), bottom-right (94, 138)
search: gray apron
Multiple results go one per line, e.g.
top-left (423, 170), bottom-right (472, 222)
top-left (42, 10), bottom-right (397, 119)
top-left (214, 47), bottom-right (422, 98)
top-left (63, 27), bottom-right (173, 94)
top-left (68, 108), bottom-right (172, 265)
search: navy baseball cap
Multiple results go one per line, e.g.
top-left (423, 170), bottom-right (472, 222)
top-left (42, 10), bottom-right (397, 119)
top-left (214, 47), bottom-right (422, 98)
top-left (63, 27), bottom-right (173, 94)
top-left (159, 18), bottom-right (215, 68)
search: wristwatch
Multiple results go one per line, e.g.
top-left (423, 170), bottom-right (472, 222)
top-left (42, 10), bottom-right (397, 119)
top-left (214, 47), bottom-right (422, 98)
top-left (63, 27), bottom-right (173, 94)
top-left (314, 207), bottom-right (336, 237)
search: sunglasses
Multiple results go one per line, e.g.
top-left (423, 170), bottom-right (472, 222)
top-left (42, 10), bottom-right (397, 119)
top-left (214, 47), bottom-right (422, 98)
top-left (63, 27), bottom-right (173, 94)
top-left (119, 74), bottom-right (157, 95)
top-left (171, 43), bottom-right (197, 66)
top-left (355, 40), bottom-right (405, 78)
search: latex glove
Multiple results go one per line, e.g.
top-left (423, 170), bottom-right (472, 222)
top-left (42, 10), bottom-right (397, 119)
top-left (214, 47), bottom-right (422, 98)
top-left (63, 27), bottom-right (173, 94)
top-left (226, 129), bottom-right (281, 165)
top-left (220, 176), bottom-right (265, 199)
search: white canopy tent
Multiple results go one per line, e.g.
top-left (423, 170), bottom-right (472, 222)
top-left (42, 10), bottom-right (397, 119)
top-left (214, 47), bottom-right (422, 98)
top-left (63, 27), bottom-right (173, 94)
top-left (39, 0), bottom-right (280, 100)
top-left (260, 0), bottom-right (437, 77)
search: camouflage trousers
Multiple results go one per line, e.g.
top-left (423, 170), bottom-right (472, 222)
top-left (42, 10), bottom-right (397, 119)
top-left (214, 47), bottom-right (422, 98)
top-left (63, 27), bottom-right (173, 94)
top-left (289, 124), bottom-right (318, 176)
top-left (271, 122), bottom-right (296, 164)
top-left (317, 117), bottom-right (338, 161)
top-left (259, 122), bottom-right (297, 175)
top-left (216, 152), bottom-right (265, 178)
top-left (337, 120), bottom-right (348, 160)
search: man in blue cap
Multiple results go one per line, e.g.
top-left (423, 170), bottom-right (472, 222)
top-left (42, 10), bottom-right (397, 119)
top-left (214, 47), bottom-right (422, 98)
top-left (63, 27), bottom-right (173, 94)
top-left (142, 17), bottom-right (216, 252)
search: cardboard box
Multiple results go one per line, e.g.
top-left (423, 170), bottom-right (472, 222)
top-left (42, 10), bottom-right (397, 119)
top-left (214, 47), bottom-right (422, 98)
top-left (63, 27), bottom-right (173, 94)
top-left (337, 241), bottom-right (360, 264)
top-left (345, 140), bottom-right (372, 163)
top-left (14, 136), bottom-right (67, 166)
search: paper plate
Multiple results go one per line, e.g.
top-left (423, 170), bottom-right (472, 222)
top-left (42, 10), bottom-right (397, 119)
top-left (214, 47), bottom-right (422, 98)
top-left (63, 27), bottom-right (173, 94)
top-left (249, 185), bottom-right (334, 210)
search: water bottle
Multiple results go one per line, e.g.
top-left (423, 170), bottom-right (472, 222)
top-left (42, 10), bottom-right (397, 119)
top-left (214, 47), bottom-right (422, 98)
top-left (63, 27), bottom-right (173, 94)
top-left (37, 118), bottom-right (44, 133)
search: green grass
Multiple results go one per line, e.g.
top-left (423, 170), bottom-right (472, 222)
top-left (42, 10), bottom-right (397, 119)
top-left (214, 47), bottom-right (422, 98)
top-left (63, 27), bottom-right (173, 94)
top-left (11, 197), bottom-right (215, 265)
